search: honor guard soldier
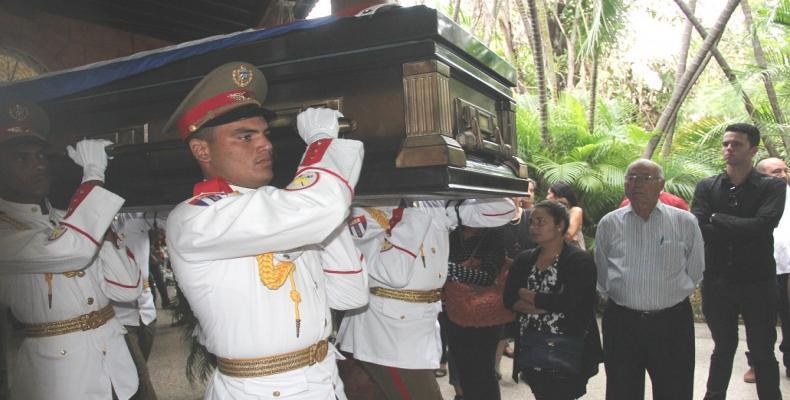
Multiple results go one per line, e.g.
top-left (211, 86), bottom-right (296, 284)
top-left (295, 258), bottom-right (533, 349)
top-left (163, 62), bottom-right (368, 400)
top-left (0, 103), bottom-right (142, 399)
top-left (113, 213), bottom-right (159, 400)
top-left (337, 198), bottom-right (516, 399)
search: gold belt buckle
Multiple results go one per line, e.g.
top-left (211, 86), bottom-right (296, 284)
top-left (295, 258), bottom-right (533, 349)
top-left (309, 340), bottom-right (329, 365)
top-left (80, 310), bottom-right (103, 331)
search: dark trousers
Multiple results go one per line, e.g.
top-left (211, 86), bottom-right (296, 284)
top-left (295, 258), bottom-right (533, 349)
top-left (445, 318), bottom-right (501, 400)
top-left (148, 262), bottom-right (170, 307)
top-left (602, 299), bottom-right (694, 400)
top-left (702, 279), bottom-right (781, 400)
top-left (779, 273), bottom-right (790, 368)
top-left (747, 273), bottom-right (790, 370)
top-left (125, 322), bottom-right (158, 400)
top-left (357, 360), bottom-right (443, 400)
top-left (438, 311), bottom-right (449, 365)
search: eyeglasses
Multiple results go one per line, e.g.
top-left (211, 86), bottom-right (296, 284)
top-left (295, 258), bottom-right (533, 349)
top-left (728, 185), bottom-right (741, 207)
top-left (624, 174), bottom-right (661, 183)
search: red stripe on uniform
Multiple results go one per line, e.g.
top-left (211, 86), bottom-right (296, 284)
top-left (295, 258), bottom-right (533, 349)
top-left (63, 182), bottom-right (98, 219)
top-left (294, 167), bottom-right (354, 196)
top-left (386, 367), bottom-right (412, 400)
top-left (391, 243), bottom-right (417, 258)
top-left (104, 269), bottom-right (141, 289)
top-left (60, 222), bottom-right (100, 246)
top-left (323, 269), bottom-right (363, 274)
top-left (482, 208), bottom-right (516, 217)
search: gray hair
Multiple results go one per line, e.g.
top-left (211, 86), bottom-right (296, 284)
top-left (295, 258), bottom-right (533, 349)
top-left (627, 158), bottom-right (664, 180)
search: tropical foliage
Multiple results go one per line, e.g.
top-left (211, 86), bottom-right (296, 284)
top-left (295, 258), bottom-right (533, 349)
top-left (400, 0), bottom-right (788, 243)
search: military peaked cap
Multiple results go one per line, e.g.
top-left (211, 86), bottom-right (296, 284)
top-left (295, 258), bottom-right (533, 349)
top-left (163, 62), bottom-right (274, 140)
top-left (0, 102), bottom-right (49, 145)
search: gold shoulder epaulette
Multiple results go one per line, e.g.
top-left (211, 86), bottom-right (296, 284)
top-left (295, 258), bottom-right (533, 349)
top-left (363, 207), bottom-right (390, 232)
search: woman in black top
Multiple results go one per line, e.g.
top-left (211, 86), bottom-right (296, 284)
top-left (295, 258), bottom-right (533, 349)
top-left (445, 225), bottom-right (507, 400)
top-left (503, 200), bottom-right (602, 400)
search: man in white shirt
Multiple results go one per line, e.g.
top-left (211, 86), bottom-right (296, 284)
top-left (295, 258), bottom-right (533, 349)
top-left (164, 62), bottom-right (368, 400)
top-left (743, 157), bottom-right (790, 383)
top-left (595, 159), bottom-right (704, 400)
top-left (0, 102), bottom-right (142, 399)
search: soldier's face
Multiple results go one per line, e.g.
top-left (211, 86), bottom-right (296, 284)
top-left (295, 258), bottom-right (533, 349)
top-left (0, 141), bottom-right (51, 204)
top-left (196, 116), bottom-right (273, 188)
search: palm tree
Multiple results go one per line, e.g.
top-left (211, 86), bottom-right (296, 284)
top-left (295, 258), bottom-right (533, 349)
top-left (579, 0), bottom-right (626, 135)
top-left (644, 0), bottom-right (742, 159)
top-left (742, 0), bottom-right (789, 153)
top-left (515, 0), bottom-right (551, 145)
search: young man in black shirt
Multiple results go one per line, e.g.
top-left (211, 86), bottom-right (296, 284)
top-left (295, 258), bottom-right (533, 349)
top-left (692, 123), bottom-right (786, 400)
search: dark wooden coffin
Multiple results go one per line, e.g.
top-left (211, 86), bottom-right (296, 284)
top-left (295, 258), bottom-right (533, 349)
top-left (23, 5), bottom-right (529, 209)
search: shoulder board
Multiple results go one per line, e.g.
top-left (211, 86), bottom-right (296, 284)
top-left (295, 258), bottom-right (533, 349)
top-left (0, 214), bottom-right (30, 230)
top-left (188, 192), bottom-right (235, 206)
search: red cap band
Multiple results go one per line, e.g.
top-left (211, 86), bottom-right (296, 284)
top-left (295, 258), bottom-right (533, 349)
top-left (177, 89), bottom-right (257, 139)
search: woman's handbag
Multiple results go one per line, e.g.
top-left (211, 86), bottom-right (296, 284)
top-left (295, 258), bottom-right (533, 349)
top-left (443, 257), bottom-right (515, 328)
top-left (518, 331), bottom-right (584, 375)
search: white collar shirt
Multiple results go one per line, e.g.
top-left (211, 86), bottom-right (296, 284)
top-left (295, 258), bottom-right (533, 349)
top-left (595, 202), bottom-right (705, 311)
top-left (775, 185), bottom-right (790, 275)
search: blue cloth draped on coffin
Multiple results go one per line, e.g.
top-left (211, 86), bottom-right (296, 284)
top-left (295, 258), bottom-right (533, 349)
top-left (0, 16), bottom-right (339, 104)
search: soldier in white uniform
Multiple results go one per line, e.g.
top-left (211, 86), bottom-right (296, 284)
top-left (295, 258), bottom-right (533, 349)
top-left (113, 213), bottom-right (159, 400)
top-left (0, 103), bottom-right (142, 400)
top-left (163, 62), bottom-right (368, 400)
top-left (337, 199), bottom-right (515, 399)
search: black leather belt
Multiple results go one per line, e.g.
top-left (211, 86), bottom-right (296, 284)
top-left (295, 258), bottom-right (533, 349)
top-left (608, 298), bottom-right (690, 319)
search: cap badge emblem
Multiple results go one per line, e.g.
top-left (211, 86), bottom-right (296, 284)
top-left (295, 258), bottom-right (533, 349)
top-left (228, 92), bottom-right (249, 102)
top-left (232, 65), bottom-right (253, 88)
top-left (8, 104), bottom-right (29, 121)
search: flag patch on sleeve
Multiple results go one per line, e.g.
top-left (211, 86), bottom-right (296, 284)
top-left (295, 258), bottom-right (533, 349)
top-left (188, 192), bottom-right (230, 206)
top-left (348, 215), bottom-right (367, 238)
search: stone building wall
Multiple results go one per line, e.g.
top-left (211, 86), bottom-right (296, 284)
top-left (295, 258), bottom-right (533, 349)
top-left (0, 8), bottom-right (171, 74)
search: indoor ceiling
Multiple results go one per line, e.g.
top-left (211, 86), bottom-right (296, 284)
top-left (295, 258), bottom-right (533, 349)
top-left (11, 0), bottom-right (319, 42)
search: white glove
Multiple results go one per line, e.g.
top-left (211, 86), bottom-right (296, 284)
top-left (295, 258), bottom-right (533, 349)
top-left (296, 107), bottom-right (343, 144)
top-left (66, 139), bottom-right (113, 183)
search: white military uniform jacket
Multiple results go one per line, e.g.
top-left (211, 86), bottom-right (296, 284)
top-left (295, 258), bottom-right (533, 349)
top-left (167, 138), bottom-right (368, 400)
top-left (337, 199), bottom-right (515, 369)
top-left (112, 214), bottom-right (157, 327)
top-left (0, 184), bottom-right (142, 400)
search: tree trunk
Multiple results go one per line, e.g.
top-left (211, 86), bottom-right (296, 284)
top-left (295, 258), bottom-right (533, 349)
top-left (670, 0), bottom-right (780, 157)
top-left (566, 2), bottom-right (581, 90)
top-left (587, 51), bottom-right (599, 133)
top-left (644, 0), bottom-right (741, 159)
top-left (484, 0), bottom-right (501, 46)
top-left (742, 0), bottom-right (789, 153)
top-left (515, 0), bottom-right (551, 145)
top-left (662, 0), bottom-right (697, 158)
top-left (453, 0), bottom-right (462, 22)
top-left (537, 0), bottom-right (559, 100)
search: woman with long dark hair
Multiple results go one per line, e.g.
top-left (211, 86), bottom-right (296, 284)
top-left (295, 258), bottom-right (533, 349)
top-left (504, 200), bottom-right (602, 400)
top-left (547, 182), bottom-right (585, 249)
